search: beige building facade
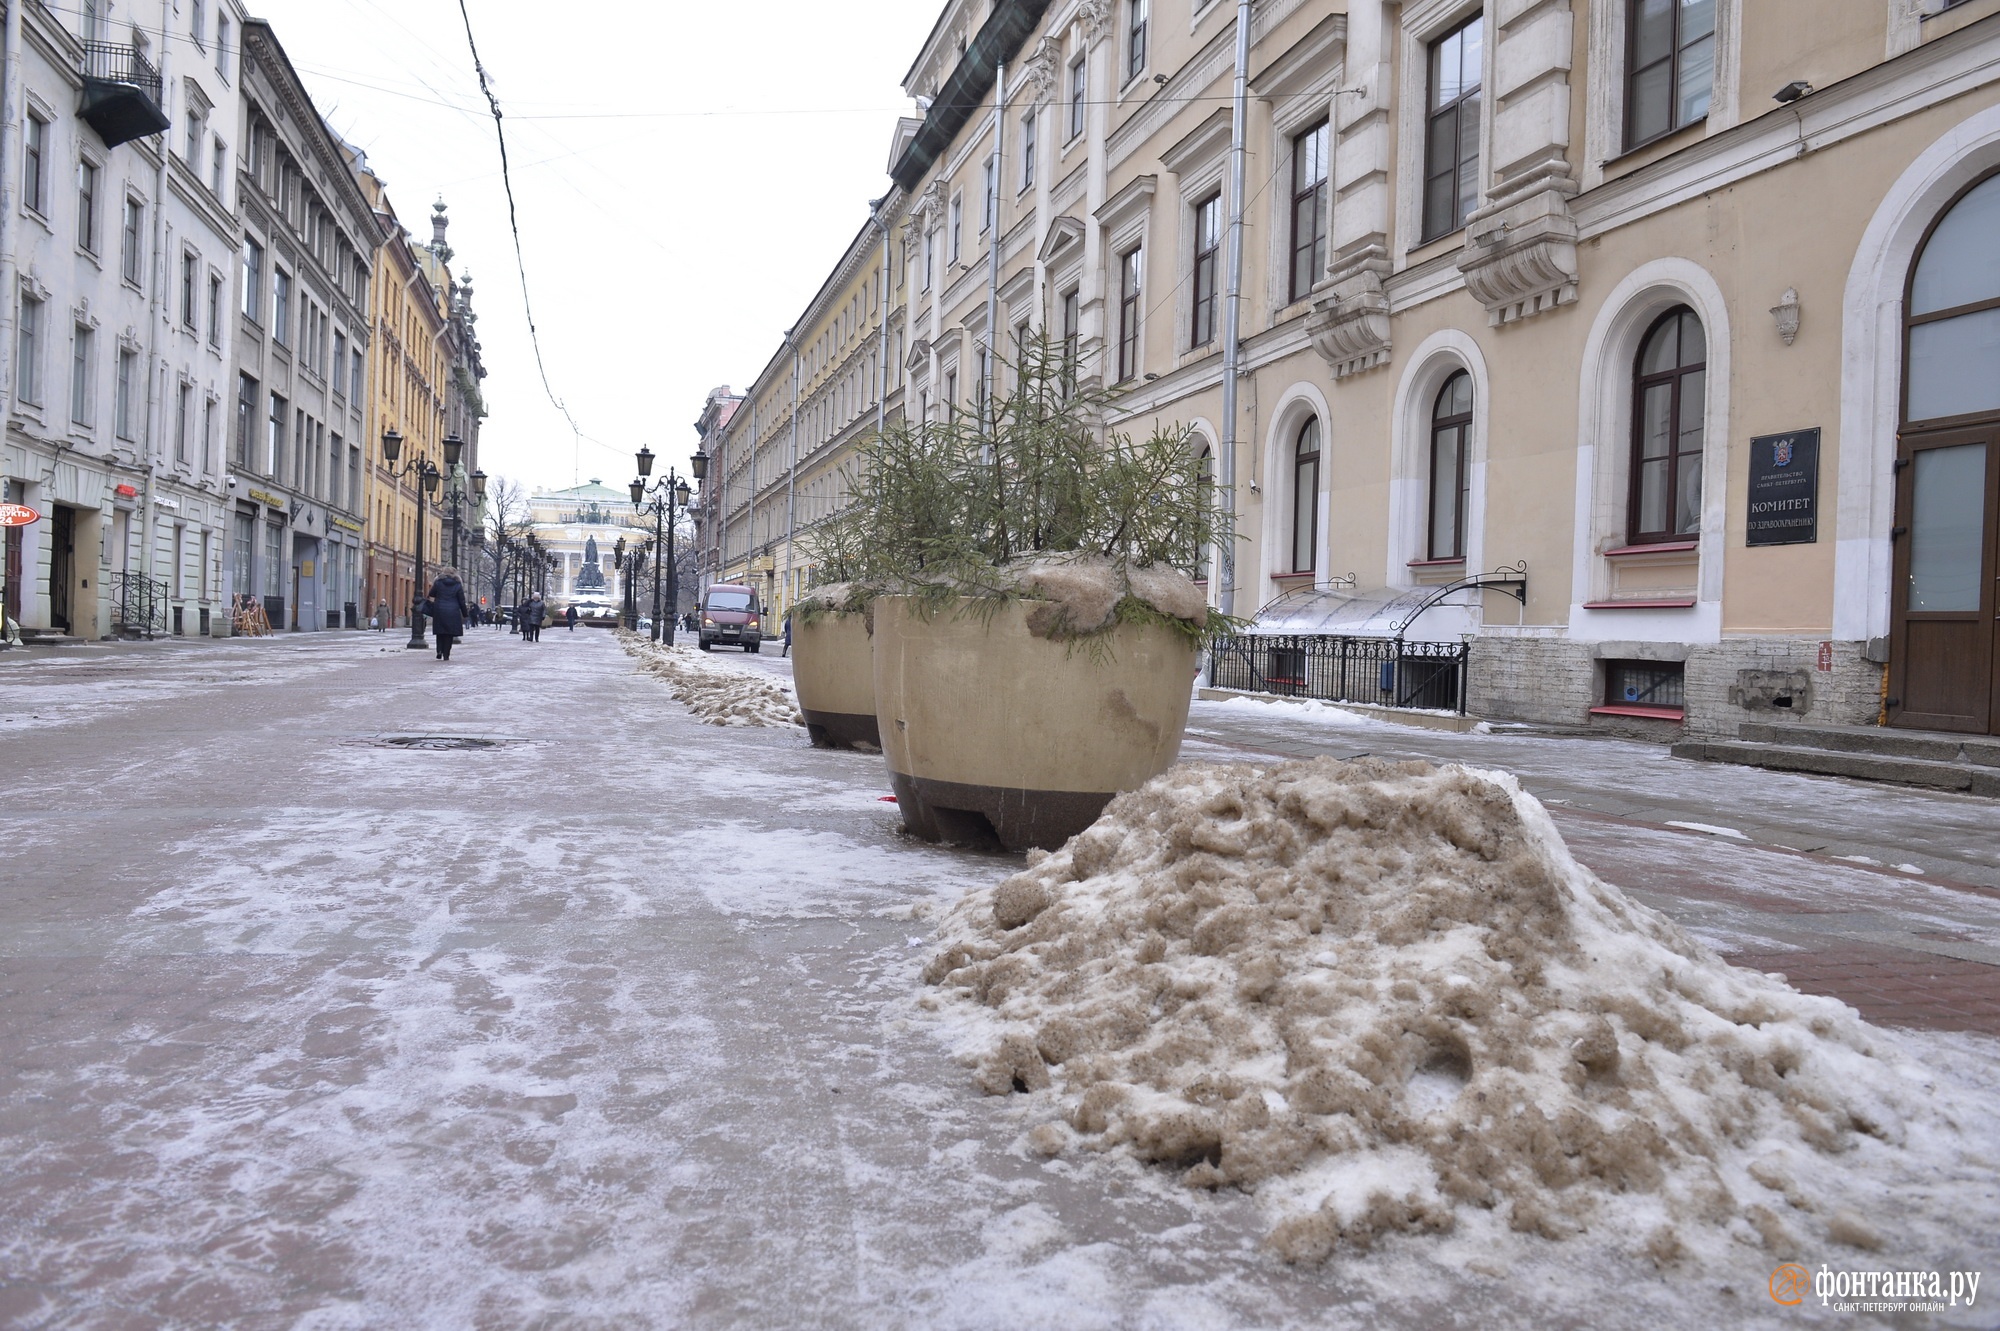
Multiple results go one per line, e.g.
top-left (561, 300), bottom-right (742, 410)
top-left (707, 0), bottom-right (2000, 738)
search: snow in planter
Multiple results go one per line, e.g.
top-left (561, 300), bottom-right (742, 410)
top-left (920, 756), bottom-right (2000, 1274)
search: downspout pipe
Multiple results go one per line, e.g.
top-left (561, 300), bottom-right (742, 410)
top-left (868, 202), bottom-right (891, 436)
top-left (982, 60), bottom-right (1005, 429)
top-left (783, 330), bottom-right (799, 608)
top-left (1218, 0), bottom-right (1252, 618)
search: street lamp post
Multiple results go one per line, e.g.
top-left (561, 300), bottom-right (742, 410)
top-left (631, 445), bottom-right (709, 646)
top-left (381, 428), bottom-right (442, 650)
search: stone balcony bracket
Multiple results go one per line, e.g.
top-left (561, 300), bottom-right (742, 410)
top-left (1456, 187), bottom-right (1581, 328)
top-left (1306, 269), bottom-right (1393, 380)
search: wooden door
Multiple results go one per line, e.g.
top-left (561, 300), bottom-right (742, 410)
top-left (1890, 424), bottom-right (1999, 733)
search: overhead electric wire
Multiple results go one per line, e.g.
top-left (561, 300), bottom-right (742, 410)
top-left (453, 0), bottom-right (581, 444)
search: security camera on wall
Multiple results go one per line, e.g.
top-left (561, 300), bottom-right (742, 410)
top-left (225, 475), bottom-right (239, 489)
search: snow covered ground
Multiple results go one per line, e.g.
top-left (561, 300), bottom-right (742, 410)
top-left (0, 631), bottom-right (1995, 1328)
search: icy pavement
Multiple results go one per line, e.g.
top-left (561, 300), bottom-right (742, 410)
top-left (0, 632), bottom-right (1996, 1328)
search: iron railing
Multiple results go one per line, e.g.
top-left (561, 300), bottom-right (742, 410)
top-left (1208, 634), bottom-right (1470, 713)
top-left (82, 41), bottom-right (164, 100)
top-left (110, 571), bottom-right (167, 639)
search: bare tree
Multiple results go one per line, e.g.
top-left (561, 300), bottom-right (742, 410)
top-left (481, 476), bottom-right (534, 610)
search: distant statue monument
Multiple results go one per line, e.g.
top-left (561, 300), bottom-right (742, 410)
top-left (576, 535), bottom-right (606, 590)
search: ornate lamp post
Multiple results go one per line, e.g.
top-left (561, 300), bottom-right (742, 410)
top-left (631, 445), bottom-right (709, 646)
top-left (435, 432), bottom-right (484, 571)
top-left (381, 427), bottom-right (441, 650)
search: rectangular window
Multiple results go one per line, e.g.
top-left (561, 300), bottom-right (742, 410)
top-left (949, 195), bottom-right (962, 262)
top-left (1061, 287), bottom-right (1080, 368)
top-left (982, 156), bottom-right (996, 233)
top-left (333, 330), bottom-right (347, 396)
top-left (1626, 0), bottom-right (1715, 148)
top-left (203, 397), bottom-right (217, 473)
top-left (272, 268), bottom-right (290, 345)
top-left (1127, 0), bottom-right (1149, 83)
top-left (350, 348), bottom-right (364, 401)
top-left (1603, 659), bottom-right (1685, 713)
top-left (1191, 192), bottom-right (1221, 347)
top-left (184, 105), bottom-right (206, 168)
top-left (121, 197), bottom-right (144, 284)
top-left (1290, 121), bottom-right (1329, 302)
top-left (1422, 16), bottom-right (1484, 242)
top-left (181, 249), bottom-right (199, 329)
top-left (267, 392), bottom-right (286, 476)
top-left (190, 0), bottom-right (206, 48)
top-left (175, 383), bottom-right (192, 464)
top-left (232, 511), bottom-right (252, 601)
top-left (211, 136), bottom-right (227, 197)
top-left (23, 112), bottom-right (46, 214)
top-left (1069, 57), bottom-right (1087, 140)
top-left (217, 15), bottom-right (231, 77)
top-left (115, 349), bottom-right (137, 439)
top-left (263, 522), bottom-right (283, 598)
top-left (348, 444), bottom-right (361, 515)
top-left (208, 273), bottom-right (223, 345)
top-left (922, 228), bottom-right (934, 290)
top-left (235, 372), bottom-right (256, 467)
top-left (1020, 110), bottom-right (1036, 190)
top-left (70, 325), bottom-right (93, 426)
top-left (77, 160), bottom-right (99, 252)
top-left (242, 239), bottom-right (263, 320)
top-left (1117, 247), bottom-right (1142, 382)
top-left (16, 295), bottom-right (41, 407)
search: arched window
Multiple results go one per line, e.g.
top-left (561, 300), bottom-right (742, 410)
top-left (1629, 306), bottom-right (1706, 542)
top-left (1291, 418), bottom-right (1320, 573)
top-left (1428, 371), bottom-right (1472, 560)
top-left (1906, 172), bottom-right (2000, 426)
top-left (1195, 443), bottom-right (1214, 581)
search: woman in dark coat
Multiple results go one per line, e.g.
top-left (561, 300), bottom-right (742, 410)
top-left (426, 568), bottom-right (472, 660)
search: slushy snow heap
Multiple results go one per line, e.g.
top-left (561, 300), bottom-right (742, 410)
top-left (923, 757), bottom-right (1983, 1264)
top-left (622, 637), bottom-right (802, 729)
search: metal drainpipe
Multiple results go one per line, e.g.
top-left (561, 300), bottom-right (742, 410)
top-left (0, 0), bottom-right (21, 423)
top-left (1218, 0), bottom-right (1252, 619)
top-left (870, 207), bottom-right (891, 435)
top-left (784, 331), bottom-right (799, 609)
top-left (137, 0), bottom-right (172, 595)
top-left (982, 61), bottom-right (1005, 430)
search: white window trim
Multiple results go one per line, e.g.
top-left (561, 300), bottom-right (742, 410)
top-left (1258, 383), bottom-right (1333, 585)
top-left (1580, 0), bottom-right (1742, 193)
top-left (1568, 257), bottom-right (1732, 634)
top-left (1388, 329), bottom-right (1490, 589)
top-left (1394, 0), bottom-right (1491, 265)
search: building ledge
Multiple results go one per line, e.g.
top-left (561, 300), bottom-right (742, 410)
top-left (1603, 539), bottom-right (1698, 557)
top-left (1582, 597), bottom-right (1697, 610)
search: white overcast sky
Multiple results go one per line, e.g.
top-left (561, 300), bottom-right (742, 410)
top-left (256, 0), bottom-right (943, 494)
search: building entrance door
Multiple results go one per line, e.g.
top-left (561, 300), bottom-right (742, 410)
top-left (1889, 424), bottom-right (1998, 733)
top-left (48, 505), bottom-right (75, 633)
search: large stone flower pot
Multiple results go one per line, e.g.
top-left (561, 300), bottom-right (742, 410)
top-left (872, 595), bottom-right (1196, 852)
top-left (792, 610), bottom-right (879, 750)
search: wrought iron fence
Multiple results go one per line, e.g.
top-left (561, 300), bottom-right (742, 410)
top-left (110, 572), bottom-right (167, 639)
top-left (82, 41), bottom-right (163, 100)
top-left (1207, 634), bottom-right (1469, 713)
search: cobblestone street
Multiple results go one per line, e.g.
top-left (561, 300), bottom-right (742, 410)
top-left (2, 632), bottom-right (1997, 1329)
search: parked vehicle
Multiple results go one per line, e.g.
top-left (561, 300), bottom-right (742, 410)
top-left (698, 584), bottom-right (764, 652)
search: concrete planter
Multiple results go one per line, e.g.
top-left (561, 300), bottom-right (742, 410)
top-left (792, 610), bottom-right (880, 750)
top-left (873, 594), bottom-right (1196, 852)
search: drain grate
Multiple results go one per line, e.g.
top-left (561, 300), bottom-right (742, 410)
top-left (361, 733), bottom-right (525, 751)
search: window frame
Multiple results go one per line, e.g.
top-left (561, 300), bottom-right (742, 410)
top-left (69, 324), bottom-right (93, 427)
top-left (1420, 13), bottom-right (1484, 244)
top-left (1427, 370), bottom-right (1473, 560)
top-left (272, 267), bottom-right (291, 346)
top-left (1068, 56), bottom-right (1087, 141)
top-left (15, 294), bottom-right (42, 406)
top-left (1623, 0), bottom-right (1716, 152)
top-left (1288, 120), bottom-right (1329, 304)
top-left (1291, 417), bottom-right (1321, 574)
top-left (115, 348), bottom-right (137, 440)
top-left (1900, 168), bottom-right (2000, 430)
top-left (76, 158), bottom-right (100, 253)
top-left (23, 111), bottom-right (47, 215)
top-left (1126, 0), bottom-right (1149, 84)
top-left (1020, 109), bottom-right (1036, 192)
top-left (242, 239), bottom-right (264, 323)
top-left (1190, 191), bottom-right (1221, 348)
top-left (120, 196), bottom-right (145, 285)
top-left (181, 247), bottom-right (200, 330)
top-left (1116, 247), bottom-right (1142, 382)
top-left (1625, 305), bottom-right (1708, 544)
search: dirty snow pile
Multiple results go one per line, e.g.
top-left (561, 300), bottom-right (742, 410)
top-left (621, 636), bottom-right (802, 729)
top-left (922, 757), bottom-right (2000, 1266)
top-left (1000, 553), bottom-right (1209, 636)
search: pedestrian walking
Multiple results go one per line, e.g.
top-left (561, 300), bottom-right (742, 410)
top-left (781, 614), bottom-right (792, 657)
top-left (565, 604), bottom-right (578, 632)
top-left (522, 593), bottom-right (546, 643)
top-left (425, 567), bottom-right (472, 661)
top-left (375, 598), bottom-right (390, 633)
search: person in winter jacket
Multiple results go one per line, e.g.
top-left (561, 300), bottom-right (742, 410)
top-left (425, 568), bottom-right (473, 661)
top-left (565, 604), bottom-right (578, 631)
top-left (522, 594), bottom-right (547, 642)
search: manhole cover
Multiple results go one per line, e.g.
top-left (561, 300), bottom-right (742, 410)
top-left (362, 734), bottom-right (525, 751)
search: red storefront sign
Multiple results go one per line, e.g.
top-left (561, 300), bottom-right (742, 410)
top-left (114, 483), bottom-right (139, 498)
top-left (0, 502), bottom-right (39, 527)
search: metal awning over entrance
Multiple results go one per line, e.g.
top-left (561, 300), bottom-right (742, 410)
top-left (1246, 563), bottom-right (1527, 641)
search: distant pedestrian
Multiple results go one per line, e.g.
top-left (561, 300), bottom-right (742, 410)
top-left (522, 593), bottom-right (546, 643)
top-left (425, 567), bottom-right (472, 661)
top-left (781, 614), bottom-right (792, 657)
top-left (565, 604), bottom-right (578, 632)
top-left (375, 598), bottom-right (390, 633)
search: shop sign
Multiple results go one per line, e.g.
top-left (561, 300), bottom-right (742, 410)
top-left (1746, 427), bottom-right (1819, 547)
top-left (0, 502), bottom-right (40, 527)
top-left (330, 514), bottom-right (363, 533)
top-left (301, 560), bottom-right (316, 577)
top-left (114, 483), bottom-right (139, 498)
top-left (248, 489), bottom-right (287, 509)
